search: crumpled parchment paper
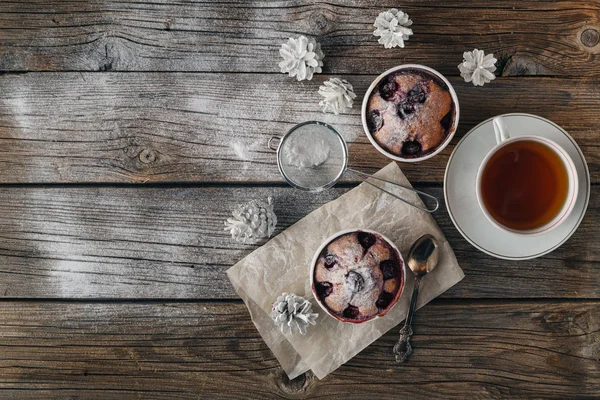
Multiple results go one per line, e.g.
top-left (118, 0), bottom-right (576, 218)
top-left (227, 162), bottom-right (464, 379)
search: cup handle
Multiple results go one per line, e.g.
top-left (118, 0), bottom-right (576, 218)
top-left (267, 136), bottom-right (281, 152)
top-left (492, 116), bottom-right (510, 144)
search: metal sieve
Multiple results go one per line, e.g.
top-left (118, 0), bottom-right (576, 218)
top-left (268, 121), bottom-right (439, 213)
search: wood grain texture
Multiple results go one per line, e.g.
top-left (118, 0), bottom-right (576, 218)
top-left (1, 1), bottom-right (599, 76)
top-left (0, 73), bottom-right (598, 184)
top-left (0, 185), bottom-right (596, 299)
top-left (0, 1), bottom-right (598, 397)
top-left (0, 300), bottom-right (597, 399)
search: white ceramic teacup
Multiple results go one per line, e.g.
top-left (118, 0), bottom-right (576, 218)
top-left (475, 115), bottom-right (578, 235)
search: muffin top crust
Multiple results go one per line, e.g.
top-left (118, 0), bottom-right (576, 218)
top-left (313, 231), bottom-right (404, 322)
top-left (366, 69), bottom-right (455, 158)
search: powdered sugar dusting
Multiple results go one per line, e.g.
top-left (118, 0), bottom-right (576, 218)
top-left (348, 266), bottom-right (382, 315)
top-left (319, 113), bottom-right (361, 143)
top-left (284, 129), bottom-right (331, 168)
top-left (230, 139), bottom-right (262, 171)
top-left (231, 140), bottom-right (251, 161)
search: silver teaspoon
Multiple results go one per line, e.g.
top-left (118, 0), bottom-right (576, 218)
top-left (393, 234), bottom-right (439, 363)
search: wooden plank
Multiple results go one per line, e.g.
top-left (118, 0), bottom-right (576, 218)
top-left (1, 1), bottom-right (599, 76)
top-left (0, 185), bottom-right (596, 299)
top-left (0, 73), bottom-right (598, 184)
top-left (0, 300), bottom-right (597, 398)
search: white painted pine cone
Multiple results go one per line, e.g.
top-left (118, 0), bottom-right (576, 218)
top-left (271, 293), bottom-right (319, 335)
top-left (373, 8), bottom-right (413, 49)
top-left (458, 49), bottom-right (497, 86)
top-left (318, 78), bottom-right (356, 115)
top-left (279, 36), bottom-right (324, 81)
top-left (224, 197), bottom-right (277, 244)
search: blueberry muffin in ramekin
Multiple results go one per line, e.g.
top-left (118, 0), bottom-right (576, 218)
top-left (361, 64), bottom-right (460, 162)
top-left (311, 229), bottom-right (405, 323)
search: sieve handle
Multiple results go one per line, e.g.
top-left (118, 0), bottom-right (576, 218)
top-left (347, 168), bottom-right (439, 213)
top-left (268, 136), bottom-right (282, 151)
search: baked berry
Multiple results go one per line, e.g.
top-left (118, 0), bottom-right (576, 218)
top-left (343, 305), bottom-right (360, 319)
top-left (367, 110), bottom-right (384, 133)
top-left (316, 281), bottom-right (333, 298)
top-left (401, 140), bottom-right (422, 156)
top-left (376, 292), bottom-right (395, 310)
top-left (380, 259), bottom-right (397, 280)
top-left (408, 85), bottom-right (428, 103)
top-left (323, 253), bottom-right (337, 269)
top-left (440, 109), bottom-right (453, 131)
top-left (398, 102), bottom-right (415, 120)
top-left (357, 232), bottom-right (376, 250)
top-left (378, 77), bottom-right (398, 101)
top-left (346, 270), bottom-right (365, 293)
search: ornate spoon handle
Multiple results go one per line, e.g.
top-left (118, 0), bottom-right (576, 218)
top-left (393, 278), bottom-right (420, 363)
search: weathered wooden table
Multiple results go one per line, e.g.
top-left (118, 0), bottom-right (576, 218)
top-left (0, 1), bottom-right (598, 398)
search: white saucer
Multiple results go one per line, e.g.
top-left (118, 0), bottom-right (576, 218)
top-left (444, 113), bottom-right (590, 260)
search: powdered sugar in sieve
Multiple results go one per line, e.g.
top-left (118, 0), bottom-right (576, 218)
top-left (268, 121), bottom-right (439, 212)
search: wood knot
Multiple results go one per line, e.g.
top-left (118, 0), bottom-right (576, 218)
top-left (99, 43), bottom-right (115, 71)
top-left (139, 149), bottom-right (156, 164)
top-left (498, 54), bottom-right (546, 76)
top-left (581, 29), bottom-right (599, 47)
top-left (310, 11), bottom-right (330, 34)
top-left (277, 370), bottom-right (312, 394)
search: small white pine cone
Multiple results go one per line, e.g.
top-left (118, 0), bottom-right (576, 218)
top-left (318, 78), bottom-right (357, 115)
top-left (224, 197), bottom-right (277, 244)
top-left (279, 35), bottom-right (324, 81)
top-left (271, 293), bottom-right (319, 335)
top-left (373, 8), bottom-right (413, 49)
top-left (458, 49), bottom-right (497, 86)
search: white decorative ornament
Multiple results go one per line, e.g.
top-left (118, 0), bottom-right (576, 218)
top-left (279, 36), bottom-right (324, 81)
top-left (458, 49), bottom-right (497, 86)
top-left (373, 8), bottom-right (413, 49)
top-left (318, 78), bottom-right (357, 115)
top-left (224, 197), bottom-right (277, 244)
top-left (271, 293), bottom-right (319, 335)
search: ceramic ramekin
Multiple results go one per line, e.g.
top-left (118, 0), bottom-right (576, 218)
top-left (310, 228), bottom-right (406, 324)
top-left (361, 64), bottom-right (460, 162)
